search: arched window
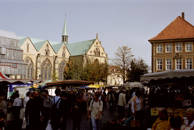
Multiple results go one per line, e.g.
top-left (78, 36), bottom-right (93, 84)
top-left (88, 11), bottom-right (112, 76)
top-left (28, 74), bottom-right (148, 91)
top-left (25, 57), bottom-right (34, 79)
top-left (27, 43), bottom-right (29, 53)
top-left (94, 48), bottom-right (100, 56)
top-left (58, 61), bottom-right (66, 80)
top-left (41, 59), bottom-right (52, 81)
top-left (94, 59), bottom-right (99, 64)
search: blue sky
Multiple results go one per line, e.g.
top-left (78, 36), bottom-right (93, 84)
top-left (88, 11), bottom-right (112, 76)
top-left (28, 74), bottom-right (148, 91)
top-left (0, 0), bottom-right (193, 68)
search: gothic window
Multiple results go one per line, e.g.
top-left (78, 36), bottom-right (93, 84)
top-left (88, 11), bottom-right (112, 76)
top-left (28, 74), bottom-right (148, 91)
top-left (27, 43), bottom-right (29, 53)
top-left (25, 57), bottom-right (34, 79)
top-left (94, 48), bottom-right (100, 56)
top-left (58, 61), bottom-right (66, 80)
top-left (62, 46), bottom-right (66, 57)
top-left (41, 59), bottom-right (52, 81)
top-left (45, 44), bottom-right (50, 56)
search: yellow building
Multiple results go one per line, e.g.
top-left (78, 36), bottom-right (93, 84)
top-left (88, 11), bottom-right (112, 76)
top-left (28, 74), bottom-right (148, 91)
top-left (149, 13), bottom-right (194, 72)
top-left (18, 21), bottom-right (107, 81)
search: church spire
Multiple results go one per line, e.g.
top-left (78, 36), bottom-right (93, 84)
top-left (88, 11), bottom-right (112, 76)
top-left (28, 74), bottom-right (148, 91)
top-left (62, 20), bottom-right (68, 43)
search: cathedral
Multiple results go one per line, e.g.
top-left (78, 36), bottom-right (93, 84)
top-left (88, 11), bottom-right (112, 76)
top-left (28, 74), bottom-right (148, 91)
top-left (18, 21), bottom-right (108, 81)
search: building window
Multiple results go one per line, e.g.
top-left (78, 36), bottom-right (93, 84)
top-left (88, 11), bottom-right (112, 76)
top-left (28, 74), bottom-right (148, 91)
top-left (186, 58), bottom-right (192, 69)
top-left (175, 43), bottom-right (182, 52)
top-left (156, 44), bottom-right (162, 53)
top-left (176, 59), bottom-right (182, 70)
top-left (25, 57), bottom-right (34, 79)
top-left (58, 61), bottom-right (65, 80)
top-left (166, 59), bottom-right (172, 70)
top-left (165, 44), bottom-right (172, 53)
top-left (157, 59), bottom-right (162, 70)
top-left (41, 59), bottom-right (52, 81)
top-left (94, 48), bottom-right (100, 56)
top-left (27, 43), bottom-right (29, 53)
top-left (185, 43), bottom-right (192, 52)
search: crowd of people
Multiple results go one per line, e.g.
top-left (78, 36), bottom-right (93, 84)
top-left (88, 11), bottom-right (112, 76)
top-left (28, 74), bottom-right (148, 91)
top-left (0, 86), bottom-right (193, 130)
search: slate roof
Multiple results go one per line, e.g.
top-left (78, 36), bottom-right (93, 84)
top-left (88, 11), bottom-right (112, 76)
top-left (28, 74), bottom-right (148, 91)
top-left (52, 43), bottom-right (63, 52)
top-left (17, 37), bottom-right (27, 47)
top-left (149, 16), bottom-right (194, 41)
top-left (18, 37), bottom-right (95, 55)
top-left (33, 40), bottom-right (47, 51)
top-left (67, 39), bottom-right (95, 56)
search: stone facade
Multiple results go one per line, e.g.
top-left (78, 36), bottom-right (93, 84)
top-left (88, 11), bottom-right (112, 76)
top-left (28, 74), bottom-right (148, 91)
top-left (149, 13), bottom-right (194, 72)
top-left (18, 25), bottom-right (107, 82)
top-left (20, 38), bottom-right (70, 81)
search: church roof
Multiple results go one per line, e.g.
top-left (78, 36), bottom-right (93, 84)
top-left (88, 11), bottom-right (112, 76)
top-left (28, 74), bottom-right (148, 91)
top-left (149, 16), bottom-right (194, 41)
top-left (52, 43), bottom-right (63, 52)
top-left (17, 37), bottom-right (27, 47)
top-left (67, 39), bottom-right (95, 56)
top-left (18, 37), bottom-right (95, 55)
top-left (33, 40), bottom-right (47, 51)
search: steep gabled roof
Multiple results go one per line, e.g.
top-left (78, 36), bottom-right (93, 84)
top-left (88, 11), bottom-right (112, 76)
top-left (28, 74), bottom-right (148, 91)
top-left (18, 36), bottom-right (95, 56)
top-left (17, 37), bottom-right (28, 47)
top-left (52, 43), bottom-right (63, 52)
top-left (149, 16), bottom-right (194, 41)
top-left (67, 39), bottom-right (95, 56)
top-left (33, 40), bottom-right (47, 51)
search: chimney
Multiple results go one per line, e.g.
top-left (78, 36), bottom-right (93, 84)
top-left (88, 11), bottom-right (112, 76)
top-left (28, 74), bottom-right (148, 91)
top-left (181, 12), bottom-right (185, 19)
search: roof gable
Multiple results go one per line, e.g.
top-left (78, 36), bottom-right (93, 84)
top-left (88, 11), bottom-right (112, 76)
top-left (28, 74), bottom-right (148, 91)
top-left (149, 16), bottom-right (194, 41)
top-left (33, 40), bottom-right (47, 51)
top-left (52, 43), bottom-right (62, 53)
top-left (18, 37), bottom-right (28, 47)
top-left (39, 40), bottom-right (56, 55)
top-left (67, 39), bottom-right (95, 56)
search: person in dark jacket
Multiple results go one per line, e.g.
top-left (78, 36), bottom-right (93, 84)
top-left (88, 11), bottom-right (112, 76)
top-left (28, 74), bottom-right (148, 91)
top-left (25, 91), bottom-right (43, 130)
top-left (72, 94), bottom-right (83, 130)
top-left (59, 91), bottom-right (69, 130)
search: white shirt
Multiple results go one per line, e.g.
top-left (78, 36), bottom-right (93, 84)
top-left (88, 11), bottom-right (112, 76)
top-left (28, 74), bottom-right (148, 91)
top-left (89, 100), bottom-right (103, 119)
top-left (117, 93), bottom-right (126, 107)
top-left (130, 96), bottom-right (142, 114)
top-left (23, 96), bottom-right (29, 108)
top-left (13, 97), bottom-right (22, 107)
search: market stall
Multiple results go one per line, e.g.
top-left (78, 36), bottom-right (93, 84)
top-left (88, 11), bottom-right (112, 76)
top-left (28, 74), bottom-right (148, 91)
top-left (141, 69), bottom-right (194, 127)
top-left (45, 80), bottom-right (94, 95)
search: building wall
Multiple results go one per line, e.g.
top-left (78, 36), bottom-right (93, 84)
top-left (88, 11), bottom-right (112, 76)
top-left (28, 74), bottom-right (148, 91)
top-left (86, 39), bottom-right (107, 64)
top-left (152, 40), bottom-right (194, 72)
top-left (107, 73), bottom-right (123, 86)
top-left (0, 36), bottom-right (26, 79)
top-left (21, 38), bottom-right (70, 81)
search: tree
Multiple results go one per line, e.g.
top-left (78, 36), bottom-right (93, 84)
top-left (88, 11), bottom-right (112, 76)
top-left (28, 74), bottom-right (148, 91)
top-left (114, 46), bottom-right (133, 83)
top-left (64, 60), bottom-right (109, 83)
top-left (64, 60), bottom-right (83, 80)
top-left (127, 58), bottom-right (148, 82)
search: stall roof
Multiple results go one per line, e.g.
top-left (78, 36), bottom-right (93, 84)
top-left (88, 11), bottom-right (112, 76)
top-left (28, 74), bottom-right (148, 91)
top-left (141, 69), bottom-right (194, 83)
top-left (46, 80), bottom-right (94, 87)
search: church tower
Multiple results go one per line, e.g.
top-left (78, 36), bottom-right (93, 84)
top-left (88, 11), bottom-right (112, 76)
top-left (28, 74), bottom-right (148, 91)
top-left (62, 20), bottom-right (68, 43)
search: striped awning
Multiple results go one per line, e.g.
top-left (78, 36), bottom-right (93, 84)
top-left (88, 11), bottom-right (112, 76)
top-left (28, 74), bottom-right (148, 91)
top-left (0, 72), bottom-right (10, 80)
